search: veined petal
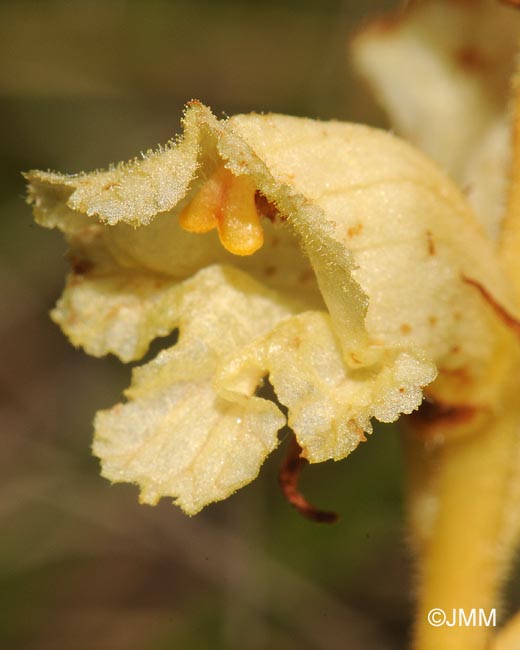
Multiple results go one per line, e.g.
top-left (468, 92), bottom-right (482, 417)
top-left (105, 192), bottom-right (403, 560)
top-left (223, 109), bottom-right (517, 400)
top-left (27, 101), bottom-right (515, 370)
top-left (27, 100), bottom-right (517, 512)
top-left (93, 264), bottom-right (295, 514)
top-left (52, 270), bottom-right (181, 362)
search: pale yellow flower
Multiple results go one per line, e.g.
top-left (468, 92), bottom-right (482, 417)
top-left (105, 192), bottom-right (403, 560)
top-left (24, 2), bottom-right (520, 648)
top-left (26, 99), bottom-right (517, 518)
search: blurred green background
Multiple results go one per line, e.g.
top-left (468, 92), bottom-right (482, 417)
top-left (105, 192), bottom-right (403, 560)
top-left (0, 1), bottom-right (417, 648)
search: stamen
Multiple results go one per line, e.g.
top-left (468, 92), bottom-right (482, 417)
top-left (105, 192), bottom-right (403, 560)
top-left (217, 172), bottom-right (264, 256)
top-left (179, 169), bottom-right (223, 233)
top-left (179, 165), bottom-right (264, 255)
top-left (279, 435), bottom-right (339, 524)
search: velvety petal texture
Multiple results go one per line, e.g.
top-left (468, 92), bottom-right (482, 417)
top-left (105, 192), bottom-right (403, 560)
top-left (26, 100), bottom-right (513, 512)
top-left (94, 265), bottom-right (292, 514)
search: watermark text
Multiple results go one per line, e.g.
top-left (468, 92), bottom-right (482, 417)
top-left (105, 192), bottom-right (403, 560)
top-left (427, 608), bottom-right (496, 627)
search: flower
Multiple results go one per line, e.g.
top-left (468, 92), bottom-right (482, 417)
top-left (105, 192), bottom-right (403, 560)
top-left (24, 1), bottom-right (520, 648)
top-left (25, 97), bottom-right (517, 517)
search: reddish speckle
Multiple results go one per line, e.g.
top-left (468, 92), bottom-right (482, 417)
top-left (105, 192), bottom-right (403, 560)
top-left (347, 223), bottom-right (364, 238)
top-left (298, 269), bottom-right (315, 284)
top-left (455, 46), bottom-right (487, 72)
top-left (264, 265), bottom-right (277, 277)
top-left (349, 420), bottom-right (368, 442)
top-left (426, 230), bottom-right (436, 256)
top-left (255, 191), bottom-right (281, 223)
top-left (291, 336), bottom-right (302, 349)
top-left (68, 255), bottom-right (93, 275)
top-left (102, 181), bottom-right (119, 192)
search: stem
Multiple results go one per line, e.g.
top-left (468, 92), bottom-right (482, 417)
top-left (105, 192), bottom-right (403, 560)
top-left (405, 398), bottom-right (520, 650)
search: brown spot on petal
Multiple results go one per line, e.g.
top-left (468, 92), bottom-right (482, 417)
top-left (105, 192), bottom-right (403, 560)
top-left (349, 419), bottom-right (368, 442)
top-left (455, 46), bottom-right (487, 73)
top-left (347, 223), bottom-right (364, 238)
top-left (298, 268), bottom-right (315, 284)
top-left (68, 254), bottom-right (94, 276)
top-left (426, 230), bottom-right (436, 256)
top-left (400, 323), bottom-right (412, 335)
top-left (263, 265), bottom-right (277, 277)
top-left (428, 315), bottom-right (438, 327)
top-left (350, 352), bottom-right (363, 365)
top-left (101, 181), bottom-right (120, 192)
top-left (279, 436), bottom-right (338, 524)
top-left (255, 191), bottom-right (279, 223)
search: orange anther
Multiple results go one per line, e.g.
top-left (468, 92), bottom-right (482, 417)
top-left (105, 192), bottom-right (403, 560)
top-left (217, 172), bottom-right (264, 256)
top-left (179, 165), bottom-right (264, 256)
top-left (178, 170), bottom-right (224, 233)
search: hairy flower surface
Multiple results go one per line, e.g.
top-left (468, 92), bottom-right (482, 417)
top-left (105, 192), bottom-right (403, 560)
top-left (25, 1), bottom-right (520, 649)
top-left (26, 99), bottom-right (517, 516)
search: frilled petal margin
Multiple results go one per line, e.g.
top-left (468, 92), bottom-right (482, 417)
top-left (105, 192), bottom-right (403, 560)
top-left (93, 265), bottom-right (291, 514)
top-left (26, 100), bottom-right (516, 512)
top-left (93, 266), bottom-right (434, 514)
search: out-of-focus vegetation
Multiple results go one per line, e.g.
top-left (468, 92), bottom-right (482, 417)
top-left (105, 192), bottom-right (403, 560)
top-left (0, 1), bottom-right (420, 648)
